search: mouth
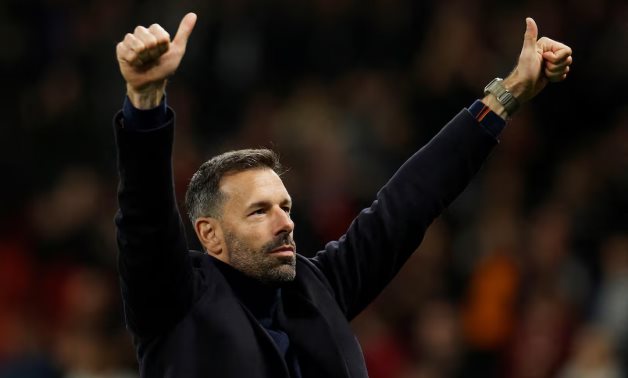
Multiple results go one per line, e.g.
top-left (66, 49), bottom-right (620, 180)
top-left (269, 245), bottom-right (295, 257)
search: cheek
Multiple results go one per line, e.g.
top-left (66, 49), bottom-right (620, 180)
top-left (234, 223), bottom-right (271, 249)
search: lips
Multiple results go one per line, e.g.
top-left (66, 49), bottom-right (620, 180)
top-left (269, 245), bottom-right (295, 256)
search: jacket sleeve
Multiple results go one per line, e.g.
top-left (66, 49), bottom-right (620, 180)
top-left (113, 108), bottom-right (196, 338)
top-left (311, 109), bottom-right (498, 320)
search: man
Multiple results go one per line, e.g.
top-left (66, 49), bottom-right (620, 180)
top-left (114, 12), bottom-right (572, 378)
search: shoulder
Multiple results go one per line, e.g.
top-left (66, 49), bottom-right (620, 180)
top-left (294, 254), bottom-right (336, 293)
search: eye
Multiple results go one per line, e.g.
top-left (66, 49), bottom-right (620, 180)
top-left (281, 206), bottom-right (292, 215)
top-left (250, 208), bottom-right (266, 216)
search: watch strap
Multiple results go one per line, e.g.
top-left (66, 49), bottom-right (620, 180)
top-left (484, 78), bottom-right (519, 116)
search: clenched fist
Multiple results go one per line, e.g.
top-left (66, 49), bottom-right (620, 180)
top-left (116, 12), bottom-right (197, 109)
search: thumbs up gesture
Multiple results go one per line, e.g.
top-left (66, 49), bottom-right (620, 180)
top-left (116, 13), bottom-right (197, 109)
top-left (503, 17), bottom-right (572, 106)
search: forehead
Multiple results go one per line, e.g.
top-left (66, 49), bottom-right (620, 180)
top-left (219, 168), bottom-right (290, 206)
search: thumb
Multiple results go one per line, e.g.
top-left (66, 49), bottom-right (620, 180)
top-left (522, 17), bottom-right (538, 52)
top-left (173, 12), bottom-right (197, 48)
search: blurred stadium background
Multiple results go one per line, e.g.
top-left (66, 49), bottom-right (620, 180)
top-left (1, 0), bottom-right (627, 377)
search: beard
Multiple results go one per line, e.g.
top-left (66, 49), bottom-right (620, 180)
top-left (224, 230), bottom-right (297, 284)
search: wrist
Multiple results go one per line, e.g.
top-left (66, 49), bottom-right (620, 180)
top-left (126, 81), bottom-right (167, 110)
top-left (503, 73), bottom-right (527, 102)
top-left (481, 94), bottom-right (509, 120)
top-left (483, 77), bottom-right (520, 119)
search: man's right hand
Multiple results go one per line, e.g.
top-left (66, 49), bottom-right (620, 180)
top-left (116, 12), bottom-right (197, 109)
top-left (482, 17), bottom-right (572, 120)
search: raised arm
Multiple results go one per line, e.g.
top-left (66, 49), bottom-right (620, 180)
top-left (114, 13), bottom-right (199, 338)
top-left (312, 18), bottom-right (572, 320)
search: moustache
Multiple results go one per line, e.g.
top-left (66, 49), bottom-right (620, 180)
top-left (262, 233), bottom-right (296, 254)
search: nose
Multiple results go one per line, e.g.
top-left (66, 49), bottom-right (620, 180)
top-left (273, 206), bottom-right (294, 236)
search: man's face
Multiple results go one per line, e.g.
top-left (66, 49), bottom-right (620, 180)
top-left (217, 168), bottom-right (296, 284)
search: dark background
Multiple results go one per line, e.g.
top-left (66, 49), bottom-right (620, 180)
top-left (1, 0), bottom-right (627, 377)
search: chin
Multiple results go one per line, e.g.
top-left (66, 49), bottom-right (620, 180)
top-left (266, 265), bottom-right (296, 284)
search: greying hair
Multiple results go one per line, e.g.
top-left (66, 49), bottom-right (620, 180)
top-left (184, 149), bottom-right (282, 222)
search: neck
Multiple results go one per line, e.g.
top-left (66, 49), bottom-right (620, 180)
top-left (214, 258), bottom-right (281, 320)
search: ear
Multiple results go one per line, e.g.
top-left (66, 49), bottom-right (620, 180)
top-left (194, 217), bottom-right (225, 258)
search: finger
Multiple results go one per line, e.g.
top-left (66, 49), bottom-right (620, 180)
top-left (148, 23), bottom-right (171, 56)
top-left (549, 40), bottom-right (572, 56)
top-left (172, 12), bottom-right (197, 48)
top-left (538, 37), bottom-right (572, 59)
top-left (542, 49), bottom-right (571, 63)
top-left (542, 49), bottom-right (572, 64)
top-left (545, 64), bottom-right (567, 76)
top-left (547, 61), bottom-right (570, 74)
top-left (116, 42), bottom-right (138, 65)
top-left (546, 65), bottom-right (570, 82)
top-left (134, 26), bottom-right (160, 61)
top-left (544, 57), bottom-right (572, 73)
top-left (122, 33), bottom-right (146, 67)
top-left (522, 17), bottom-right (538, 52)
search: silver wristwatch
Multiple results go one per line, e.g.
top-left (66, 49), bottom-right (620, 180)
top-left (484, 78), bottom-right (519, 116)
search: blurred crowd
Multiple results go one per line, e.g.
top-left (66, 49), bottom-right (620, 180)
top-left (1, 0), bottom-right (627, 377)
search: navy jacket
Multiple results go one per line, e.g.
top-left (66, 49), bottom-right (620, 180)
top-left (114, 106), bottom-right (497, 377)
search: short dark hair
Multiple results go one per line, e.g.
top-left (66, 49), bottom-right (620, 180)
top-left (185, 149), bottom-right (282, 222)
